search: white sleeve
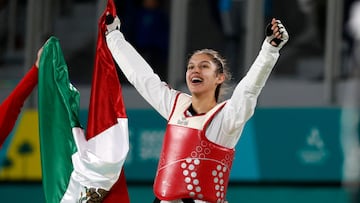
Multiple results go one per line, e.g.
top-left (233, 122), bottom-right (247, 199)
top-left (106, 31), bottom-right (177, 119)
top-left (222, 40), bottom-right (280, 138)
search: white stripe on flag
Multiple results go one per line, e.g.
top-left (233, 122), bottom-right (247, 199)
top-left (60, 118), bottom-right (129, 202)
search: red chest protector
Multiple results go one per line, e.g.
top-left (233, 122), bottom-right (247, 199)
top-left (154, 94), bottom-right (235, 203)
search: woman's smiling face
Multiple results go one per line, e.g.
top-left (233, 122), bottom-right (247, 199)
top-left (186, 53), bottom-right (225, 98)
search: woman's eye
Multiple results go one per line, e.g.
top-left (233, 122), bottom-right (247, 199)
top-left (187, 66), bottom-right (193, 70)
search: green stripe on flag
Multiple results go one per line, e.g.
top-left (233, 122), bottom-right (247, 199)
top-left (38, 36), bottom-right (81, 202)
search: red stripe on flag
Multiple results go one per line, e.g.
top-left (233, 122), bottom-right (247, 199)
top-left (86, 0), bottom-right (126, 140)
top-left (86, 0), bottom-right (130, 202)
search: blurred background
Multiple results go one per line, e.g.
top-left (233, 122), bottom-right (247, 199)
top-left (1, 0), bottom-right (360, 202)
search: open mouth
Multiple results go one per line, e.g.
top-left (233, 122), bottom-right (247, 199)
top-left (191, 77), bottom-right (203, 84)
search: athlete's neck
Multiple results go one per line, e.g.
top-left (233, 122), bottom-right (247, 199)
top-left (190, 98), bottom-right (217, 114)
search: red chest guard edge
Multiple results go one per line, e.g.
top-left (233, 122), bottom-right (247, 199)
top-left (154, 93), bottom-right (235, 203)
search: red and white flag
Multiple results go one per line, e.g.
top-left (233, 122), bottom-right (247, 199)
top-left (70, 0), bottom-right (130, 201)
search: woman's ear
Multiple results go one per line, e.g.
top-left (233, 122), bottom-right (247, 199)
top-left (216, 73), bottom-right (225, 85)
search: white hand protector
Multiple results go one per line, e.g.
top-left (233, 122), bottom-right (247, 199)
top-left (105, 14), bottom-right (121, 35)
top-left (265, 19), bottom-right (289, 49)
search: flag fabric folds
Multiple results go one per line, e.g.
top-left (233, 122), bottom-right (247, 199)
top-left (38, 11), bottom-right (129, 202)
top-left (38, 36), bottom-right (82, 202)
top-left (84, 0), bottom-right (130, 201)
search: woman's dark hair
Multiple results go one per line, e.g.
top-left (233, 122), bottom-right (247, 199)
top-left (190, 49), bottom-right (232, 102)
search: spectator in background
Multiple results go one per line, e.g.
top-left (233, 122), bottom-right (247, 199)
top-left (208, 0), bottom-right (245, 80)
top-left (273, 0), bottom-right (326, 77)
top-left (294, 0), bottom-right (326, 50)
top-left (132, 0), bottom-right (170, 80)
top-left (217, 0), bottom-right (244, 79)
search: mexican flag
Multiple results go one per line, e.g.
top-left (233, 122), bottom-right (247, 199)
top-left (37, 0), bottom-right (130, 201)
